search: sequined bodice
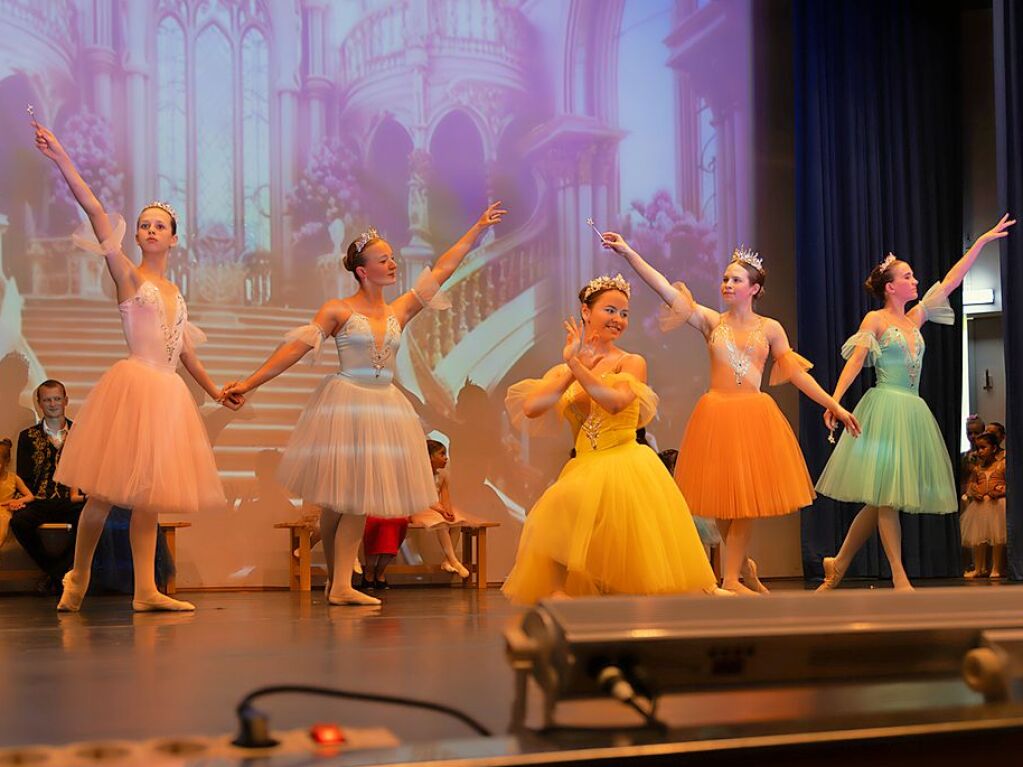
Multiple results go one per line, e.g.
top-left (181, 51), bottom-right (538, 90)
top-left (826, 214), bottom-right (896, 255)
top-left (118, 281), bottom-right (186, 371)
top-left (335, 311), bottom-right (402, 385)
top-left (707, 319), bottom-right (769, 392)
top-left (563, 378), bottom-right (642, 454)
top-left (874, 326), bottom-right (925, 391)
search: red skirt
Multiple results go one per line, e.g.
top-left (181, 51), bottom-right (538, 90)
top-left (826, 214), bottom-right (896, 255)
top-left (363, 517), bottom-right (409, 555)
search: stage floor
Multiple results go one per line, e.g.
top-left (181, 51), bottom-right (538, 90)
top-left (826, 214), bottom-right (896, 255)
top-left (0, 578), bottom-right (1017, 751)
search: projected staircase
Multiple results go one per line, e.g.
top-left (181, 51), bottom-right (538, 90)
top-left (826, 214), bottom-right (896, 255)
top-left (20, 224), bottom-right (556, 500)
top-left (21, 298), bottom-right (339, 501)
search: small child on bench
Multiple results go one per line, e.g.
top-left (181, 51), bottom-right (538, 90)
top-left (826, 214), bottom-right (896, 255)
top-left (410, 439), bottom-right (480, 579)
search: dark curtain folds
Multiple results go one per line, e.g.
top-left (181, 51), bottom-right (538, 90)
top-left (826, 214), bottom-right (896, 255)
top-left (993, 0), bottom-right (1023, 580)
top-left (794, 0), bottom-right (964, 579)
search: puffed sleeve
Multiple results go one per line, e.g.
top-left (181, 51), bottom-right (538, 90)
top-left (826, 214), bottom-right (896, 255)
top-left (918, 282), bottom-right (955, 325)
top-left (840, 331), bottom-right (882, 367)
top-left (284, 322), bottom-right (329, 363)
top-left (181, 322), bottom-right (207, 357)
top-left (410, 267), bottom-right (452, 311)
top-left (71, 213), bottom-right (127, 257)
top-left (603, 372), bottom-right (659, 428)
top-left (505, 364), bottom-right (571, 436)
top-left (657, 281), bottom-right (697, 332)
top-left (769, 350), bottom-right (814, 386)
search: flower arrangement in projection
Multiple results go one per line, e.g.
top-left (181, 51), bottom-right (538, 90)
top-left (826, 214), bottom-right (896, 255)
top-left (286, 137), bottom-right (366, 247)
top-left (49, 111), bottom-right (125, 229)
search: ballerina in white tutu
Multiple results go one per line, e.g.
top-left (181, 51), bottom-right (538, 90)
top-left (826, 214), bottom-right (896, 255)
top-left (222, 202), bottom-right (506, 606)
top-left (32, 120), bottom-right (242, 612)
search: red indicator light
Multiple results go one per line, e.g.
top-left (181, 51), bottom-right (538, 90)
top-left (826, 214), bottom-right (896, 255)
top-left (309, 723), bottom-right (346, 745)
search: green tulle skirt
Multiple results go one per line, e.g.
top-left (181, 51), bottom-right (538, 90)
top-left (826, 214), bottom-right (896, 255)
top-left (815, 384), bottom-right (957, 514)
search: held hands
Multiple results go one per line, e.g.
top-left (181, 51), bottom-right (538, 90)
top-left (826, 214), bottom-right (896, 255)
top-left (562, 317), bottom-right (603, 369)
top-left (976, 213), bottom-right (1016, 247)
top-left (7, 498), bottom-right (28, 512)
top-left (218, 381), bottom-right (248, 410)
top-left (32, 120), bottom-right (68, 163)
top-left (824, 406), bottom-right (861, 438)
top-left (474, 201), bottom-right (508, 232)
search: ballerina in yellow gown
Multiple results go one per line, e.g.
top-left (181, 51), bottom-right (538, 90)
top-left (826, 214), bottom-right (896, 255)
top-left (502, 275), bottom-right (718, 604)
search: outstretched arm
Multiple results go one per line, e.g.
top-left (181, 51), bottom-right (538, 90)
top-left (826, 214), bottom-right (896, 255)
top-left (910, 214), bottom-right (1014, 325)
top-left (601, 232), bottom-right (718, 336)
top-left (32, 121), bottom-right (139, 299)
top-left (820, 315), bottom-right (878, 432)
top-left (392, 201), bottom-right (507, 326)
top-left (765, 320), bottom-right (860, 436)
top-left (222, 301), bottom-right (345, 398)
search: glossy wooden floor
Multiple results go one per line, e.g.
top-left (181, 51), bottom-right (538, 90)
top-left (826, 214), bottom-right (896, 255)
top-left (0, 578), bottom-right (1014, 751)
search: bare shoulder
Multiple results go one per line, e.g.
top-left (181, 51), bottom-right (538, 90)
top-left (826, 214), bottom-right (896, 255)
top-left (860, 310), bottom-right (885, 334)
top-left (314, 299), bottom-right (353, 335)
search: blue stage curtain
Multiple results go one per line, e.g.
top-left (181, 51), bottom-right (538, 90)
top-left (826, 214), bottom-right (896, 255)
top-left (994, 0), bottom-right (1023, 581)
top-left (793, 0), bottom-right (964, 579)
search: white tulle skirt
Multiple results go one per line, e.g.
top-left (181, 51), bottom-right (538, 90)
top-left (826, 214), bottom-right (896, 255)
top-left (278, 374), bottom-right (437, 517)
top-left (960, 498), bottom-right (1007, 546)
top-left (54, 357), bottom-right (226, 514)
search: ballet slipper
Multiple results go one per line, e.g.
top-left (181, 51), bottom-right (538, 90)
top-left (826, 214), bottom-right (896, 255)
top-left (989, 570), bottom-right (1003, 579)
top-left (132, 593), bottom-right (196, 612)
top-left (815, 556), bottom-right (844, 592)
top-left (964, 569), bottom-right (981, 579)
top-left (741, 558), bottom-right (770, 594)
top-left (892, 581), bottom-right (915, 592)
top-left (441, 560), bottom-right (470, 579)
top-left (57, 572), bottom-right (87, 612)
top-left (704, 586), bottom-right (737, 597)
top-left (328, 589), bottom-right (381, 606)
top-left (720, 580), bottom-right (760, 596)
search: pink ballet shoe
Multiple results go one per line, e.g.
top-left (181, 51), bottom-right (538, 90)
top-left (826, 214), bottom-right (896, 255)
top-left (327, 589), bottom-right (381, 606)
top-left (57, 572), bottom-right (86, 612)
top-left (720, 580), bottom-right (761, 596)
top-left (815, 556), bottom-right (844, 592)
top-left (741, 558), bottom-right (770, 594)
top-left (441, 560), bottom-right (470, 579)
top-left (133, 593), bottom-right (196, 612)
top-left (704, 586), bottom-right (737, 597)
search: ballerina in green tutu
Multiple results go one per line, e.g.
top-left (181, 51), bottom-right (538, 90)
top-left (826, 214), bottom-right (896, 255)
top-left (816, 214), bottom-right (1014, 591)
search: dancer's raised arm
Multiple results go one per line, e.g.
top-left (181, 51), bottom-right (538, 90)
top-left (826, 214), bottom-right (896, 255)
top-left (391, 201), bottom-right (507, 326)
top-left (33, 121), bottom-right (140, 299)
top-left (909, 214), bottom-right (1014, 326)
top-left (601, 232), bottom-right (718, 336)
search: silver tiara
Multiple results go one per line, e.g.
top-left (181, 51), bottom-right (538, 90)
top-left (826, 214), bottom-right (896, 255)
top-left (354, 227), bottom-right (380, 254)
top-left (731, 245), bottom-right (763, 273)
top-left (878, 253), bottom-right (897, 272)
top-left (582, 273), bottom-right (631, 301)
top-left (141, 200), bottom-right (178, 224)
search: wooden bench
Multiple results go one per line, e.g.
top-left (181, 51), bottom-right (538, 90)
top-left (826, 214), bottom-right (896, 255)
top-left (0, 521), bottom-right (190, 595)
top-left (275, 520), bottom-right (500, 592)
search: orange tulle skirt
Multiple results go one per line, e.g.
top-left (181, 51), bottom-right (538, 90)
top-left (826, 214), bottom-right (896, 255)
top-left (676, 390), bottom-right (814, 519)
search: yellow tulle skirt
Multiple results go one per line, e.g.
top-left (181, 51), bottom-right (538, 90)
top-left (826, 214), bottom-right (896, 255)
top-left (677, 390), bottom-right (814, 519)
top-left (502, 438), bottom-right (717, 605)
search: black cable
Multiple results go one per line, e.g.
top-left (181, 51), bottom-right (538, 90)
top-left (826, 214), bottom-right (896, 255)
top-left (234, 683), bottom-right (492, 747)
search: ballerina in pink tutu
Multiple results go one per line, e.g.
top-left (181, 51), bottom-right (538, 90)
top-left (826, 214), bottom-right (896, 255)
top-left (33, 120), bottom-right (241, 612)
top-left (222, 202), bottom-right (506, 606)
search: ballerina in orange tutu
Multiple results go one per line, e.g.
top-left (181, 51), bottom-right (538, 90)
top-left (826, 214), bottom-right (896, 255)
top-left (603, 233), bottom-right (860, 594)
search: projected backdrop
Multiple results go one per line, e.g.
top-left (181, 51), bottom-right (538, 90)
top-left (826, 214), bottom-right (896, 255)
top-left (0, 0), bottom-right (752, 585)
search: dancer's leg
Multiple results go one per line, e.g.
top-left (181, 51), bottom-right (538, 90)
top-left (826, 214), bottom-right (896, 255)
top-left (965, 544), bottom-right (988, 578)
top-left (130, 509), bottom-right (194, 611)
top-left (818, 505), bottom-right (879, 591)
top-left (436, 528), bottom-right (470, 577)
top-left (319, 507), bottom-right (341, 587)
top-left (57, 498), bottom-right (112, 611)
top-left (877, 506), bottom-right (912, 590)
top-left (328, 514), bottom-right (380, 606)
top-left (990, 544), bottom-right (1005, 578)
top-left (720, 518), bottom-right (757, 595)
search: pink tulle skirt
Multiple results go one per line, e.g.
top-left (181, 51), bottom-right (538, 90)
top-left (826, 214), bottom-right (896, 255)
top-left (278, 375), bottom-right (437, 517)
top-left (54, 357), bottom-right (226, 514)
